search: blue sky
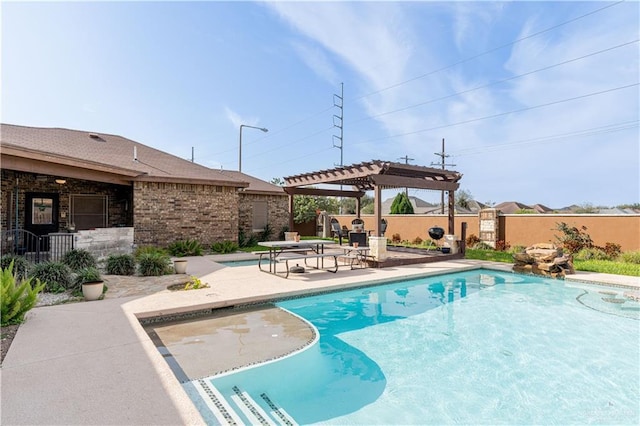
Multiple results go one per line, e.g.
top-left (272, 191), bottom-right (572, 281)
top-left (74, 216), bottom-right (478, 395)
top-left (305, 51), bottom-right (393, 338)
top-left (2, 0), bottom-right (638, 208)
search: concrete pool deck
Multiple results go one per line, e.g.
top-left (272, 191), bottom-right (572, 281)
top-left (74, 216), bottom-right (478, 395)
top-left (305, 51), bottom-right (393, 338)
top-left (1, 255), bottom-right (638, 425)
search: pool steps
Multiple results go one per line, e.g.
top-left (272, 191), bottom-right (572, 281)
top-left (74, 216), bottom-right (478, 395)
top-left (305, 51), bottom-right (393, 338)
top-left (192, 380), bottom-right (296, 425)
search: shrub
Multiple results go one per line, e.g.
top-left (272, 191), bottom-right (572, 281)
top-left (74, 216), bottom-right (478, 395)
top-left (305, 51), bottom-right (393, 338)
top-left (601, 242), bottom-right (622, 259)
top-left (137, 252), bottom-right (172, 276)
top-left (412, 236), bottom-right (423, 245)
top-left (495, 240), bottom-right (510, 252)
top-left (554, 222), bottom-right (593, 254)
top-left (211, 240), bottom-right (239, 254)
top-left (466, 234), bottom-right (481, 247)
top-left (0, 254), bottom-right (32, 281)
top-left (391, 233), bottom-right (402, 243)
top-left (1, 262), bottom-right (45, 326)
top-left (167, 239), bottom-right (204, 257)
top-left (258, 224), bottom-right (273, 242)
top-left (509, 245), bottom-right (527, 254)
top-left (472, 241), bottom-right (494, 250)
top-left (105, 254), bottom-right (136, 275)
top-left (134, 245), bottom-right (168, 261)
top-left (238, 228), bottom-right (259, 248)
top-left (61, 249), bottom-right (97, 272)
top-left (30, 262), bottom-right (73, 293)
top-left (575, 247), bottom-right (610, 261)
top-left (619, 250), bottom-right (640, 264)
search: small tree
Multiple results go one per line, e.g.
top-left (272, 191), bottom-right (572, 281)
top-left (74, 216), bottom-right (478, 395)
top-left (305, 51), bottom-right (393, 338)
top-left (554, 222), bottom-right (594, 254)
top-left (390, 193), bottom-right (414, 214)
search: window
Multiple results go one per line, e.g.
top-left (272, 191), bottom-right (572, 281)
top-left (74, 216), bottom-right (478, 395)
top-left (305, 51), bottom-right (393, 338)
top-left (70, 195), bottom-right (108, 230)
top-left (31, 197), bottom-right (53, 225)
top-left (252, 201), bottom-right (268, 231)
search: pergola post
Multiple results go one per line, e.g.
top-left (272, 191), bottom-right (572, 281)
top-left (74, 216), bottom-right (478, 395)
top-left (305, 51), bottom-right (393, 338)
top-left (288, 193), bottom-right (294, 232)
top-left (448, 190), bottom-right (455, 234)
top-left (374, 185), bottom-right (382, 236)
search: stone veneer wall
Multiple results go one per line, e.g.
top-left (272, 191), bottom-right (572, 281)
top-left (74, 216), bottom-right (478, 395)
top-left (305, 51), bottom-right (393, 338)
top-left (238, 192), bottom-right (289, 238)
top-left (73, 227), bottom-right (134, 261)
top-left (133, 181), bottom-right (239, 247)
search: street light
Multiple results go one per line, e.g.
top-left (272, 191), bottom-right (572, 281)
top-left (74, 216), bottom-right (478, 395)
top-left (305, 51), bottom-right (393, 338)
top-left (239, 124), bottom-right (268, 172)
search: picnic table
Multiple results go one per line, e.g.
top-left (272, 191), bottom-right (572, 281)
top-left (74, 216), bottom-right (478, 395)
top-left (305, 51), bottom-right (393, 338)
top-left (255, 239), bottom-right (338, 278)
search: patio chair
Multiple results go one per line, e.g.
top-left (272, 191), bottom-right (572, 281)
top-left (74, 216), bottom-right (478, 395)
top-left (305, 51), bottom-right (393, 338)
top-left (330, 218), bottom-right (345, 245)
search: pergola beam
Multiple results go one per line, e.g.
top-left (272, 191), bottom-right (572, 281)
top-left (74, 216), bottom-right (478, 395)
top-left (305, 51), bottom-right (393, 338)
top-left (283, 187), bottom-right (366, 198)
top-left (370, 174), bottom-right (460, 191)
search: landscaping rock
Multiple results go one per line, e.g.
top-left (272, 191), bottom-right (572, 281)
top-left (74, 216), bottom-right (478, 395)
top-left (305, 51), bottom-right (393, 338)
top-left (512, 243), bottom-right (574, 278)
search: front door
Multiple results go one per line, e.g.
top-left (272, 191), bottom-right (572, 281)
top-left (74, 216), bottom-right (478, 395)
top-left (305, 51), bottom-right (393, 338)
top-left (25, 192), bottom-right (59, 250)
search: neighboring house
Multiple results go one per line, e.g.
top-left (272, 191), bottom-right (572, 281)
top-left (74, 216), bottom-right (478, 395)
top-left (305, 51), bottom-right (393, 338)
top-left (0, 124), bottom-right (287, 250)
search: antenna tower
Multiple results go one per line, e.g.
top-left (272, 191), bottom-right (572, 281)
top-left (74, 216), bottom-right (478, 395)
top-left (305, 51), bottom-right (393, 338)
top-left (430, 138), bottom-right (456, 214)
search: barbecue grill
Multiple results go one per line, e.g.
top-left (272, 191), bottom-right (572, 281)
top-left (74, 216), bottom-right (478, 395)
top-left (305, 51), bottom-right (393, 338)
top-left (427, 226), bottom-right (445, 251)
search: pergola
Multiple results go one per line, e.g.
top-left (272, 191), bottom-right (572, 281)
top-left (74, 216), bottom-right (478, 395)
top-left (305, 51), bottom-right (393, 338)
top-left (283, 160), bottom-right (463, 236)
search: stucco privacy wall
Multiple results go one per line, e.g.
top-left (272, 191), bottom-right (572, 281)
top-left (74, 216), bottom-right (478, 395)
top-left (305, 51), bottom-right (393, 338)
top-left (238, 193), bottom-right (289, 238)
top-left (332, 214), bottom-right (640, 252)
top-left (133, 181), bottom-right (239, 247)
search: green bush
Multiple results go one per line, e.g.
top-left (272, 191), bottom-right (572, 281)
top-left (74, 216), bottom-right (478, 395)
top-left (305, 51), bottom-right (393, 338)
top-left (30, 262), bottom-right (73, 293)
top-left (137, 252), bottom-right (172, 276)
top-left (257, 224), bottom-right (273, 242)
top-left (167, 239), bottom-right (204, 257)
top-left (472, 241), bottom-right (494, 250)
top-left (134, 245), bottom-right (168, 261)
top-left (211, 240), bottom-right (239, 254)
top-left (0, 254), bottom-right (32, 281)
top-left (620, 250), bottom-right (640, 265)
top-left (105, 254), bottom-right (136, 275)
top-left (1, 262), bottom-right (45, 326)
top-left (575, 247), bottom-right (611, 261)
top-left (61, 249), bottom-right (97, 272)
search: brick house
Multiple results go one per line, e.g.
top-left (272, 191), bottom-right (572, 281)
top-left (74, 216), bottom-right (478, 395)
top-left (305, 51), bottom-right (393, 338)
top-left (0, 124), bottom-right (288, 253)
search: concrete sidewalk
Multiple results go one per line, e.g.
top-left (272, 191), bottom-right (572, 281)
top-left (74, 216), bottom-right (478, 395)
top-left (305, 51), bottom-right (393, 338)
top-left (2, 256), bottom-right (638, 425)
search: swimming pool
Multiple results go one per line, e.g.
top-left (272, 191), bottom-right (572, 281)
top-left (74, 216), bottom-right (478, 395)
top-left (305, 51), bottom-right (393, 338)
top-left (175, 269), bottom-right (639, 424)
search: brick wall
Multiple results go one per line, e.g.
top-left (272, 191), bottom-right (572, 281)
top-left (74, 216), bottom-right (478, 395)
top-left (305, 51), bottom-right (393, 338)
top-left (133, 181), bottom-right (240, 247)
top-left (238, 192), bottom-right (289, 239)
top-left (1, 170), bottom-right (132, 231)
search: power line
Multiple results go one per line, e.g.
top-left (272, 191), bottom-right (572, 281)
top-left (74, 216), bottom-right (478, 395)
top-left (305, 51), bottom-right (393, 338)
top-left (347, 39), bottom-right (638, 126)
top-left (449, 120), bottom-right (639, 157)
top-left (351, 0), bottom-right (627, 101)
top-left (355, 82), bottom-right (639, 144)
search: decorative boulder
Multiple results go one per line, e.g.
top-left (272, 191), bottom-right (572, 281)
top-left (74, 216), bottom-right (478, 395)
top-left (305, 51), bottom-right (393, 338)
top-left (513, 243), bottom-right (574, 278)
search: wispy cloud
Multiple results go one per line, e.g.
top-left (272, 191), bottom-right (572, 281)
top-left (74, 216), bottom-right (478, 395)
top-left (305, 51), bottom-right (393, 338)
top-left (290, 40), bottom-right (339, 85)
top-left (224, 106), bottom-right (260, 129)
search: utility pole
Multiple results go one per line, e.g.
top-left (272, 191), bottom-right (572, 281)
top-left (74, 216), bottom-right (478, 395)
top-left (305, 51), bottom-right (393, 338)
top-left (398, 155), bottom-right (414, 196)
top-left (431, 138), bottom-right (456, 214)
top-left (333, 82), bottom-right (344, 213)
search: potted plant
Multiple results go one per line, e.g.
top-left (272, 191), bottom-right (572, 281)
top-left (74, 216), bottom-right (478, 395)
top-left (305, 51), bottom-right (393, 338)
top-left (173, 259), bottom-right (188, 274)
top-left (74, 267), bottom-right (104, 301)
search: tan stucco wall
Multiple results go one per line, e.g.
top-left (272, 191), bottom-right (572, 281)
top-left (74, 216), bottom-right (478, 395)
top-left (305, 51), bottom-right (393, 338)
top-left (332, 214), bottom-right (640, 252)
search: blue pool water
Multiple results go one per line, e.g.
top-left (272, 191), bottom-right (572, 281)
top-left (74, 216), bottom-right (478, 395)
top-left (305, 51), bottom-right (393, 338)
top-left (219, 259), bottom-right (259, 267)
top-left (191, 270), bottom-right (640, 424)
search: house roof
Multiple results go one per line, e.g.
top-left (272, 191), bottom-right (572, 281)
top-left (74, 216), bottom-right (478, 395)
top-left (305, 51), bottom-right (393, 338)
top-left (1, 124), bottom-right (282, 194)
